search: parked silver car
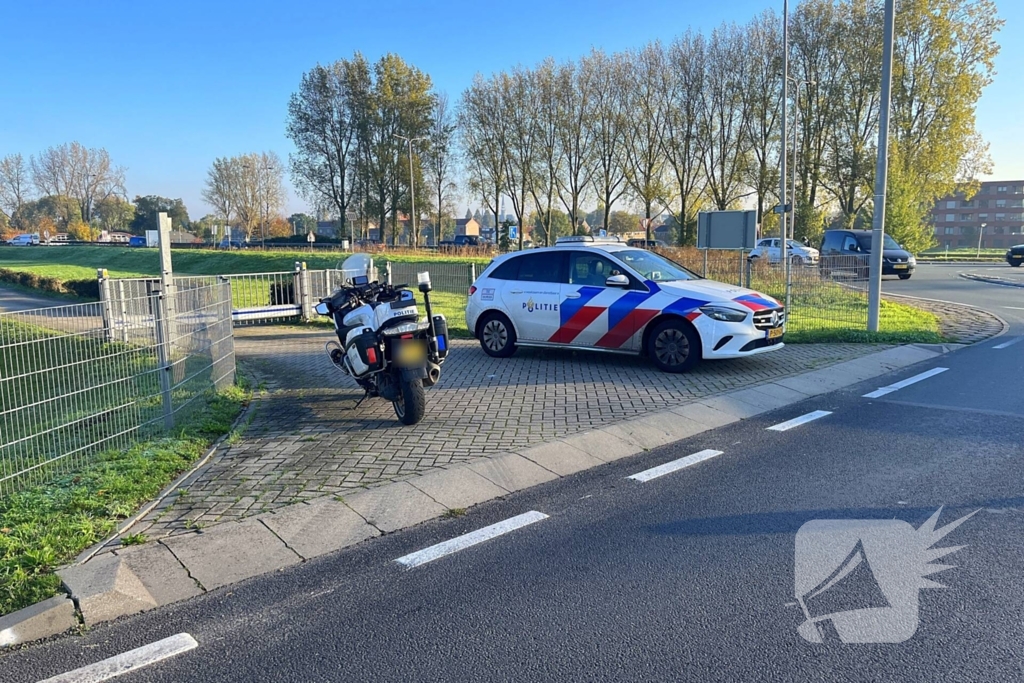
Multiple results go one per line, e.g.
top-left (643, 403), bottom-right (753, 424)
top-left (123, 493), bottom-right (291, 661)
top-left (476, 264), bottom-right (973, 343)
top-left (748, 238), bottom-right (819, 266)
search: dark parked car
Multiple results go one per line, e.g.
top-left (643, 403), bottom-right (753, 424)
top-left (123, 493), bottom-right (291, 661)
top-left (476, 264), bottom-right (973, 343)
top-left (626, 238), bottom-right (668, 249)
top-left (1007, 244), bottom-right (1024, 267)
top-left (219, 238), bottom-right (248, 249)
top-left (819, 229), bottom-right (916, 280)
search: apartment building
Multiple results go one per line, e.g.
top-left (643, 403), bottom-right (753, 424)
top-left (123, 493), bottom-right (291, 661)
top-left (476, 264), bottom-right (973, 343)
top-left (931, 180), bottom-right (1024, 249)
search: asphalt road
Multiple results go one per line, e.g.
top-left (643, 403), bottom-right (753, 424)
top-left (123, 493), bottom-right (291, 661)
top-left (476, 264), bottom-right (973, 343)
top-left (889, 263), bottom-right (1024, 333)
top-left (0, 285), bottom-right (69, 313)
top-left (3, 266), bottom-right (1023, 683)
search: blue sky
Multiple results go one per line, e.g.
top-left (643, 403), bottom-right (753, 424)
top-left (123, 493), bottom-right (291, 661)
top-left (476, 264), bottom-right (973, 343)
top-left (2, 0), bottom-right (1020, 218)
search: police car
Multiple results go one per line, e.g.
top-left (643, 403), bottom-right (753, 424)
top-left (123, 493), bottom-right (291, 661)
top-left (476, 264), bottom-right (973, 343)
top-left (465, 236), bottom-right (786, 373)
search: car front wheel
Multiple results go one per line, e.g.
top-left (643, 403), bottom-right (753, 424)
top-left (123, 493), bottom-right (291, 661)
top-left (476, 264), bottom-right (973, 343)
top-left (479, 313), bottom-right (517, 358)
top-left (898, 273), bottom-right (912, 280)
top-left (647, 319), bottom-right (701, 373)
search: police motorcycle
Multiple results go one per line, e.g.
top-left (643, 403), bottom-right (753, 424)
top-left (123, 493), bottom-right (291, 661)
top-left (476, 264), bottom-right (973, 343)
top-left (315, 254), bottom-right (449, 425)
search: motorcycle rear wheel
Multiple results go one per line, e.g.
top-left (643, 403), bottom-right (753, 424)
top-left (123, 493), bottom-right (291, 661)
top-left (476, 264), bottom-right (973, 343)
top-left (394, 378), bottom-right (426, 425)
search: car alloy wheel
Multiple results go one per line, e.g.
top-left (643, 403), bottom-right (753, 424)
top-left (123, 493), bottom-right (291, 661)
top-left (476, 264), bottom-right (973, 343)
top-left (654, 327), bottom-right (690, 367)
top-left (482, 319), bottom-right (508, 352)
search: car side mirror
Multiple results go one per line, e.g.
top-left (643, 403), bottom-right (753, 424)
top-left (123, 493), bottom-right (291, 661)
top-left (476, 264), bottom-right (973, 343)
top-left (606, 274), bottom-right (629, 288)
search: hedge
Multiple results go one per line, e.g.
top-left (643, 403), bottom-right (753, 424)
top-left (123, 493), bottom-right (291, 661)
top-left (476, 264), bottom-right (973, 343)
top-left (0, 268), bottom-right (99, 300)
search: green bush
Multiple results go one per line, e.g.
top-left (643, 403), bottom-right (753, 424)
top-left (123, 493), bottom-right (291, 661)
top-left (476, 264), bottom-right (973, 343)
top-left (62, 279), bottom-right (99, 300)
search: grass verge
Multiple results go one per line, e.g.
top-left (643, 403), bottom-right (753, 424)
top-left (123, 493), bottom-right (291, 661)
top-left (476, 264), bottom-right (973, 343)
top-left (0, 385), bottom-right (249, 617)
top-left (785, 299), bottom-right (944, 344)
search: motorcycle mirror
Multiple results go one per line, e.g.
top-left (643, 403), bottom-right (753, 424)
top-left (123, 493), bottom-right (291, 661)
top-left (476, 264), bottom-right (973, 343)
top-left (314, 302), bottom-right (330, 315)
top-left (417, 271), bottom-right (432, 293)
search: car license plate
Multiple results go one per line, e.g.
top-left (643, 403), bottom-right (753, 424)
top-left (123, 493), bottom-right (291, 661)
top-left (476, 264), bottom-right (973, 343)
top-left (395, 340), bottom-right (427, 367)
top-left (894, 264), bottom-right (908, 270)
top-left (767, 327), bottom-right (785, 340)
top-left (1013, 254), bottom-right (1023, 259)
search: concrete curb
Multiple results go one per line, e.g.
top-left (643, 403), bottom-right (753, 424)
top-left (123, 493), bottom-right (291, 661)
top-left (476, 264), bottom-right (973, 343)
top-left (2, 342), bottom-right (957, 646)
top-left (959, 272), bottom-right (1024, 289)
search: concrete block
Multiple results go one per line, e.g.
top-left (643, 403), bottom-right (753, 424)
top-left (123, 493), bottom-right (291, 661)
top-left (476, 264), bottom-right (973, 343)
top-left (725, 386), bottom-right (796, 413)
top-left (601, 420), bottom-right (674, 451)
top-left (468, 453), bottom-right (559, 493)
top-left (635, 410), bottom-right (706, 441)
top-left (115, 542), bottom-right (203, 606)
top-left (670, 401), bottom-right (740, 430)
top-left (407, 467), bottom-right (509, 510)
top-left (162, 518), bottom-right (301, 591)
top-left (59, 553), bottom-right (157, 626)
top-left (559, 429), bottom-right (639, 463)
top-left (697, 393), bottom-right (769, 419)
top-left (516, 441), bottom-right (606, 476)
top-left (0, 595), bottom-right (77, 648)
top-left (342, 481), bottom-right (447, 533)
top-left (259, 498), bottom-right (379, 560)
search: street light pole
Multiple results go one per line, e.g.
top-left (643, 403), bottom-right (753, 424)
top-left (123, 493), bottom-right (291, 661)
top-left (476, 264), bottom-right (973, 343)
top-left (780, 0), bottom-right (789, 272)
top-left (394, 134), bottom-right (428, 247)
top-left (785, 77), bottom-right (813, 318)
top-left (867, 0), bottom-right (896, 333)
top-left (977, 222), bottom-right (987, 257)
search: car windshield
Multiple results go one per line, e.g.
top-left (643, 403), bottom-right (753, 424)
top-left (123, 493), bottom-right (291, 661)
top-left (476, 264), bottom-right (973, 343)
top-left (613, 249), bottom-right (699, 282)
top-left (855, 234), bottom-right (902, 251)
top-left (786, 240), bottom-right (810, 249)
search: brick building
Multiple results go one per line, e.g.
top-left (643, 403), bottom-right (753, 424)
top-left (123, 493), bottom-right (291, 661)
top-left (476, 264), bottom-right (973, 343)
top-left (931, 180), bottom-right (1024, 249)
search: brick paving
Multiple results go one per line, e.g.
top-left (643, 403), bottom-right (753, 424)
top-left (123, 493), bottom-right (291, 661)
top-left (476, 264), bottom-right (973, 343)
top-left (134, 327), bottom-right (884, 538)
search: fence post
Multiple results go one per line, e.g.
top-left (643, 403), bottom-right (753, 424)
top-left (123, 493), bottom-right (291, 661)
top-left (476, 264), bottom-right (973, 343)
top-left (737, 250), bottom-right (744, 287)
top-left (296, 261), bottom-right (313, 322)
top-left (745, 258), bottom-right (752, 289)
top-left (386, 261), bottom-right (393, 286)
top-left (149, 280), bottom-right (175, 430)
top-left (470, 263), bottom-right (476, 283)
top-left (97, 269), bottom-right (115, 342)
top-left (703, 249), bottom-right (708, 278)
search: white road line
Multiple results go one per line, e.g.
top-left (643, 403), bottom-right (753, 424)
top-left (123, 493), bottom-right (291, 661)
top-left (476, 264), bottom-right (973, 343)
top-left (395, 511), bottom-right (548, 568)
top-left (39, 633), bottom-right (198, 683)
top-left (766, 410), bottom-right (833, 432)
top-left (1004, 306), bottom-right (1024, 311)
top-left (993, 337), bottom-right (1024, 350)
top-left (627, 449), bottom-right (724, 483)
top-left (862, 367), bottom-right (949, 398)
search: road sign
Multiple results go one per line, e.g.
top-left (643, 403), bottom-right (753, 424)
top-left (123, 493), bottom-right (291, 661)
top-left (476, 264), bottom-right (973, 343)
top-left (307, 231), bottom-right (315, 243)
top-left (509, 225), bottom-right (518, 241)
top-left (697, 210), bottom-right (758, 250)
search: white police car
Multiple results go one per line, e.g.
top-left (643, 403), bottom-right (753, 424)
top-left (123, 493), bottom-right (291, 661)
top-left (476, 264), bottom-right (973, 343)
top-left (465, 236), bottom-right (786, 372)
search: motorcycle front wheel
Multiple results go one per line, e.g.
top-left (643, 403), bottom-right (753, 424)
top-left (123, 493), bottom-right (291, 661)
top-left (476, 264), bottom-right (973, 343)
top-left (394, 378), bottom-right (426, 425)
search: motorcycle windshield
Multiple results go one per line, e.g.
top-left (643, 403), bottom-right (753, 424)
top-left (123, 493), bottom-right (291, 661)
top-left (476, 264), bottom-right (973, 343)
top-left (339, 253), bottom-right (375, 285)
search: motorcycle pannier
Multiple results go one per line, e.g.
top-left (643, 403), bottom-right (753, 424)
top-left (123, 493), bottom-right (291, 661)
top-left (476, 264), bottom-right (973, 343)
top-left (345, 329), bottom-right (383, 377)
top-left (432, 315), bottom-right (449, 360)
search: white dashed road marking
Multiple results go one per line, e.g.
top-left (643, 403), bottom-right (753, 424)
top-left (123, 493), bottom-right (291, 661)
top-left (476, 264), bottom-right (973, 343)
top-left (766, 410), bottom-right (833, 432)
top-left (863, 367), bottom-right (949, 399)
top-left (628, 450), bottom-right (725, 482)
top-left (39, 633), bottom-right (198, 683)
top-left (993, 337), bottom-right (1023, 350)
top-left (395, 511), bottom-right (549, 568)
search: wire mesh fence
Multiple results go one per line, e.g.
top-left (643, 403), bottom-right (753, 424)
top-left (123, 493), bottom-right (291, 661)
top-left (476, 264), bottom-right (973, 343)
top-left (0, 278), bottom-right (235, 497)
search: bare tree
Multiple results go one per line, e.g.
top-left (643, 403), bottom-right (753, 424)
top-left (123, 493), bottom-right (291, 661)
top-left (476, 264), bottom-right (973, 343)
top-left (286, 55), bottom-right (369, 240)
top-left (460, 74), bottom-right (507, 245)
top-left (0, 154), bottom-right (32, 226)
top-left (584, 49), bottom-right (631, 233)
top-left (423, 92), bottom-right (459, 246)
top-left (699, 25), bottom-right (753, 211)
top-left (202, 156), bottom-right (238, 234)
top-left (663, 31), bottom-right (708, 245)
top-left (554, 59), bottom-right (597, 233)
top-left (529, 60), bottom-right (563, 246)
top-left (741, 10), bottom-right (783, 227)
top-left (30, 142), bottom-right (125, 224)
top-left (202, 152), bottom-right (285, 243)
top-left (500, 66), bottom-right (539, 249)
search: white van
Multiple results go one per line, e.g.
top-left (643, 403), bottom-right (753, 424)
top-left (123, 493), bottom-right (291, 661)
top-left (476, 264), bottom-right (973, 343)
top-left (9, 233), bottom-right (40, 246)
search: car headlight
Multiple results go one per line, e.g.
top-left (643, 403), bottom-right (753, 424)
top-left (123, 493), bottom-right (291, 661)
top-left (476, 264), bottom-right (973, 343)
top-left (699, 305), bottom-right (748, 322)
top-left (908, 256), bottom-right (916, 264)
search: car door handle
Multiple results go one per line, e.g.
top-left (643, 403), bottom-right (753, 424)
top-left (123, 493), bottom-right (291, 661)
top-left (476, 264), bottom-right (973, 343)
top-left (509, 289), bottom-right (523, 294)
top-left (564, 293), bottom-right (581, 299)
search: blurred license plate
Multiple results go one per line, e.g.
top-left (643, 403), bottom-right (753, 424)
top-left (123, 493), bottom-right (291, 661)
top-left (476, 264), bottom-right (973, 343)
top-left (767, 327), bottom-right (785, 340)
top-left (1014, 255), bottom-right (1023, 259)
top-left (894, 264), bottom-right (909, 269)
top-left (395, 341), bottom-right (426, 366)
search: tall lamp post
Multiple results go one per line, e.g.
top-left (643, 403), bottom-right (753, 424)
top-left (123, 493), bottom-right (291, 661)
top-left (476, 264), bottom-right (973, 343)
top-left (394, 134), bottom-right (428, 247)
top-left (786, 77), bottom-right (814, 316)
top-left (977, 222), bottom-right (987, 258)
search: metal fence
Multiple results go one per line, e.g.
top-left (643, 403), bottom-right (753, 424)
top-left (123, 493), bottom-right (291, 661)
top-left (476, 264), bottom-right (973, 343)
top-left (0, 277), bottom-right (235, 496)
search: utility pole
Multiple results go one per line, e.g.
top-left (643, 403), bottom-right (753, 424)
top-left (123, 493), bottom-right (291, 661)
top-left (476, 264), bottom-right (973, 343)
top-left (977, 222), bottom-right (987, 257)
top-left (867, 0), bottom-right (896, 332)
top-left (780, 0), bottom-right (789, 280)
top-left (787, 78), bottom-right (814, 317)
top-left (394, 134), bottom-right (427, 247)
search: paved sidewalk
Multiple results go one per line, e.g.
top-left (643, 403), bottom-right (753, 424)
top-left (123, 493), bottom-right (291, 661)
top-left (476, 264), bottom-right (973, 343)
top-left (129, 328), bottom-right (883, 538)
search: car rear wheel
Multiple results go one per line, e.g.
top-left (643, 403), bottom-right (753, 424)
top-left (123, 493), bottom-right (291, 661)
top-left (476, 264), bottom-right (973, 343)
top-left (479, 313), bottom-right (517, 358)
top-left (647, 319), bottom-right (701, 373)
top-left (791, 255), bottom-right (804, 267)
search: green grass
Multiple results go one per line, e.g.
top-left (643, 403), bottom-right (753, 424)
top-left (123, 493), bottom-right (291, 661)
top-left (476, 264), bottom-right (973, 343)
top-left (0, 385), bottom-right (248, 617)
top-left (785, 298), bottom-right (944, 344)
top-left (0, 245), bottom-right (491, 281)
